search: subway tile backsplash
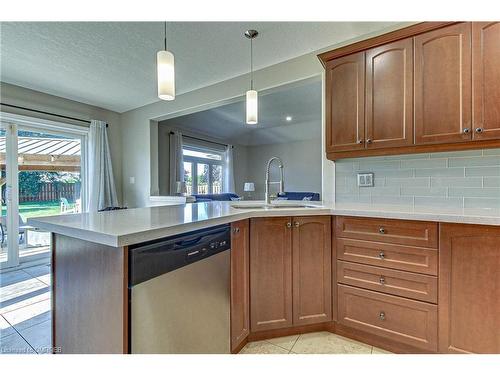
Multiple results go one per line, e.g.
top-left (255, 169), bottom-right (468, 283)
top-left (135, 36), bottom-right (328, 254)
top-left (335, 149), bottom-right (500, 212)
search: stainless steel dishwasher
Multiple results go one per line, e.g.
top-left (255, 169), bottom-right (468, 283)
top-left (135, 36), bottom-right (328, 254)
top-left (128, 224), bottom-right (231, 354)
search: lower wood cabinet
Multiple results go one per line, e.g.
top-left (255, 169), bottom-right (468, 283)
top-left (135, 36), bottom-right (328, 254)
top-left (250, 216), bottom-right (332, 332)
top-left (250, 217), bottom-right (293, 332)
top-left (337, 260), bottom-right (438, 303)
top-left (439, 223), bottom-right (500, 354)
top-left (292, 216), bottom-right (332, 326)
top-left (230, 220), bottom-right (250, 352)
top-left (338, 285), bottom-right (438, 352)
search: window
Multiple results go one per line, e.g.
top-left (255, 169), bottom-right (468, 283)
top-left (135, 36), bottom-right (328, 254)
top-left (182, 146), bottom-right (224, 195)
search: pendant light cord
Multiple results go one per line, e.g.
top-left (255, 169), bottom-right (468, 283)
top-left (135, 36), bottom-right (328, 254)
top-left (164, 21), bottom-right (167, 51)
top-left (250, 37), bottom-right (254, 90)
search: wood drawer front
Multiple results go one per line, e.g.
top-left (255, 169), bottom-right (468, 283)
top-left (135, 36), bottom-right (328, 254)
top-left (338, 285), bottom-right (438, 352)
top-left (337, 261), bottom-right (438, 303)
top-left (335, 216), bottom-right (438, 248)
top-left (337, 238), bottom-right (438, 275)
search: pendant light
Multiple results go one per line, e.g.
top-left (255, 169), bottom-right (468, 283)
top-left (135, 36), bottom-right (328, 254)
top-left (157, 22), bottom-right (175, 101)
top-left (245, 30), bottom-right (258, 125)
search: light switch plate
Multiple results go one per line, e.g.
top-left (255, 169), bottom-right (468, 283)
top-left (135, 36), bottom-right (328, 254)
top-left (357, 172), bottom-right (374, 187)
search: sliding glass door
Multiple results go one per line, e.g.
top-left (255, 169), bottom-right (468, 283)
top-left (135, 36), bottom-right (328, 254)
top-left (0, 123), bottom-right (19, 268)
top-left (1, 113), bottom-right (87, 269)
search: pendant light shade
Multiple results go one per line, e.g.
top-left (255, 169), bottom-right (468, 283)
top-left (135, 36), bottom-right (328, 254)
top-left (246, 89), bottom-right (258, 124)
top-left (157, 22), bottom-right (175, 101)
top-left (244, 30), bottom-right (258, 125)
top-left (157, 50), bottom-right (175, 100)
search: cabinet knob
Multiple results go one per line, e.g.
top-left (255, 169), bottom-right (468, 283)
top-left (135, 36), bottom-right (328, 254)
top-left (379, 312), bottom-right (386, 321)
top-left (379, 276), bottom-right (386, 285)
top-left (286, 222), bottom-right (292, 228)
top-left (475, 127), bottom-right (484, 134)
top-left (463, 128), bottom-right (470, 134)
top-left (379, 227), bottom-right (386, 234)
top-left (294, 222), bottom-right (300, 227)
top-left (366, 138), bottom-right (373, 144)
top-left (378, 251), bottom-right (385, 259)
top-left (356, 139), bottom-right (364, 144)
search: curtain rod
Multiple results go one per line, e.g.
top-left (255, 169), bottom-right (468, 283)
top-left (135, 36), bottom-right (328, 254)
top-left (170, 131), bottom-right (232, 148)
top-left (0, 103), bottom-right (108, 127)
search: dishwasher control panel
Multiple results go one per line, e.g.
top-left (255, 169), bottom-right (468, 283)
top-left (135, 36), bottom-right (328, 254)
top-left (128, 224), bottom-right (231, 287)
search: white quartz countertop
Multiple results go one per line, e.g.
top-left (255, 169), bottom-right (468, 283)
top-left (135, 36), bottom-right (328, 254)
top-left (28, 200), bottom-right (500, 247)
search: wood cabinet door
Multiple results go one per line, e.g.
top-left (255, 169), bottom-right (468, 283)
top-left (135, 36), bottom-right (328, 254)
top-left (325, 52), bottom-right (365, 152)
top-left (292, 216), bottom-right (332, 326)
top-left (365, 38), bottom-right (413, 149)
top-left (439, 223), bottom-right (500, 354)
top-left (250, 217), bottom-right (293, 332)
top-left (414, 23), bottom-right (472, 145)
top-left (472, 22), bottom-right (500, 140)
top-left (230, 220), bottom-right (250, 352)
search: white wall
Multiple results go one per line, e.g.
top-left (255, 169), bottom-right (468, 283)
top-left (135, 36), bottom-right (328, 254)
top-left (0, 82), bottom-right (123, 203)
top-left (244, 139), bottom-right (322, 199)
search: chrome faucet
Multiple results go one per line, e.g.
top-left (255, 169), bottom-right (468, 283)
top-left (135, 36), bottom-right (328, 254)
top-left (265, 157), bottom-right (284, 204)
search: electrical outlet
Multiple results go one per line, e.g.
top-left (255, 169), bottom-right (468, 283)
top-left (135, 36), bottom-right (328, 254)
top-left (357, 172), bottom-right (374, 187)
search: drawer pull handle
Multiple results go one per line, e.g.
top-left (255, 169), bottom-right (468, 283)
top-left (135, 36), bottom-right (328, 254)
top-left (379, 276), bottom-right (385, 285)
top-left (286, 222), bottom-right (292, 228)
top-left (379, 227), bottom-right (386, 234)
top-left (379, 312), bottom-right (386, 321)
top-left (378, 251), bottom-right (385, 259)
top-left (294, 221), bottom-right (300, 227)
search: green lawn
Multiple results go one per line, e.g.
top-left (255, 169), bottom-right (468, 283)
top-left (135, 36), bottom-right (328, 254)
top-left (1, 201), bottom-right (62, 220)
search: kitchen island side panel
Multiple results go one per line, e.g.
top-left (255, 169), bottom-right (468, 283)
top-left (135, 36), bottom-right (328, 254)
top-left (52, 233), bottom-right (128, 354)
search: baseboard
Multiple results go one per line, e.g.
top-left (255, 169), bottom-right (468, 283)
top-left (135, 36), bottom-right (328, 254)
top-left (231, 337), bottom-right (248, 354)
top-left (246, 321), bottom-right (432, 354)
top-left (333, 324), bottom-right (435, 354)
top-left (248, 322), bottom-right (335, 342)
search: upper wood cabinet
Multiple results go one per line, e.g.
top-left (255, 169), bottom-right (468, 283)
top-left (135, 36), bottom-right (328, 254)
top-left (230, 220), bottom-right (250, 352)
top-left (365, 38), bottom-right (413, 149)
top-left (439, 223), bottom-right (500, 354)
top-left (414, 23), bottom-right (472, 145)
top-left (472, 22), bottom-right (500, 140)
top-left (250, 217), bottom-right (293, 332)
top-left (292, 216), bottom-right (332, 326)
top-left (325, 52), bottom-right (365, 152)
top-left (319, 22), bottom-right (500, 160)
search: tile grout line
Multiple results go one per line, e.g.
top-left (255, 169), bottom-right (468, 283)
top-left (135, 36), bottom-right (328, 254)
top-left (288, 334), bottom-right (301, 354)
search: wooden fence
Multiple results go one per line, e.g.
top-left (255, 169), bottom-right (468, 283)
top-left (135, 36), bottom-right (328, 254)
top-left (19, 182), bottom-right (79, 203)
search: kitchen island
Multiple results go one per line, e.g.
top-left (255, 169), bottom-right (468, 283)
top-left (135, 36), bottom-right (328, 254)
top-left (29, 201), bottom-right (500, 354)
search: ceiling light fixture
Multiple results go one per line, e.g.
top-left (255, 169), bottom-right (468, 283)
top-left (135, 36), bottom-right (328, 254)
top-left (245, 29), bottom-right (258, 125)
top-left (286, 116), bottom-right (292, 122)
top-left (157, 22), bottom-right (175, 101)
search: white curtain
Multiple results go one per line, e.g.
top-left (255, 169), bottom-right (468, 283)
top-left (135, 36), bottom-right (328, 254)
top-left (169, 131), bottom-right (184, 195)
top-left (223, 145), bottom-right (235, 193)
top-left (87, 120), bottom-right (119, 212)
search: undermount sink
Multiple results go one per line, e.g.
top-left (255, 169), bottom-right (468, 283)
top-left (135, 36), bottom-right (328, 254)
top-left (231, 203), bottom-right (317, 210)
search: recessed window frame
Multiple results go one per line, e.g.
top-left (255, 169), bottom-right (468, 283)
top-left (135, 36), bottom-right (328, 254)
top-left (182, 145), bottom-right (224, 195)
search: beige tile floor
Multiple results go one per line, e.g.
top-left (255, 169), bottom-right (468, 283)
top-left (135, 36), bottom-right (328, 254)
top-left (240, 331), bottom-right (393, 354)
top-left (0, 263), bottom-right (52, 354)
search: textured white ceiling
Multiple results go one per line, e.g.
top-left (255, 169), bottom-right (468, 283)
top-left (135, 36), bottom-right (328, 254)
top-left (0, 21), bottom-right (400, 113)
top-left (160, 79), bottom-right (321, 146)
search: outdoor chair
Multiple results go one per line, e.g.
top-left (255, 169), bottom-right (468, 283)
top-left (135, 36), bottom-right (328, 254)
top-left (0, 214), bottom-right (30, 246)
top-left (60, 197), bottom-right (76, 214)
